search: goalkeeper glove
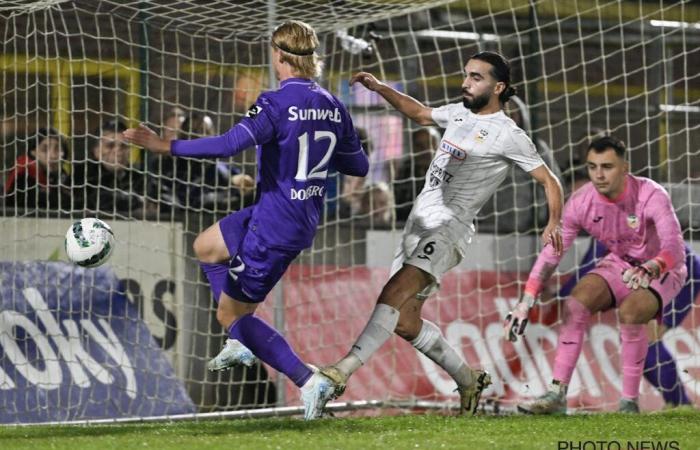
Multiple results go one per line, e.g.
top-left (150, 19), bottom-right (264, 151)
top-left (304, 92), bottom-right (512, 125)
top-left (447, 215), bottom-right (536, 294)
top-left (622, 258), bottom-right (663, 290)
top-left (504, 293), bottom-right (536, 343)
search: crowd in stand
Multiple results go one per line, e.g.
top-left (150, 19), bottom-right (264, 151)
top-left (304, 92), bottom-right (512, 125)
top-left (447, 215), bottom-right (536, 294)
top-left (7, 107), bottom-right (692, 232)
top-left (1, 110), bottom-right (401, 224)
top-left (2, 111), bottom-right (256, 219)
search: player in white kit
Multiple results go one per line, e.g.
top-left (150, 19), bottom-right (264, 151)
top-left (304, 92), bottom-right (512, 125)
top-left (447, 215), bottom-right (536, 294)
top-left (303, 51), bottom-right (565, 419)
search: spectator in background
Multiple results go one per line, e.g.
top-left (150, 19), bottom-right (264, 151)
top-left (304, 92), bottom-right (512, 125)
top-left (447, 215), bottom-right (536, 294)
top-left (150, 111), bottom-right (254, 211)
top-left (393, 127), bottom-right (440, 221)
top-left (181, 112), bottom-right (255, 208)
top-left (506, 96), bottom-right (560, 172)
top-left (144, 107), bottom-right (190, 211)
top-left (358, 181), bottom-right (395, 227)
top-left (162, 106), bottom-right (186, 142)
top-left (340, 127), bottom-right (371, 216)
top-left (4, 127), bottom-right (72, 211)
top-left (173, 112), bottom-right (216, 208)
top-left (77, 119), bottom-right (157, 218)
top-left (187, 113), bottom-right (257, 207)
top-left (232, 71), bottom-right (266, 116)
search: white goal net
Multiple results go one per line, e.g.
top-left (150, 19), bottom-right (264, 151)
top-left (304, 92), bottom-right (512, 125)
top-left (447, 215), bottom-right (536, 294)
top-left (1, 0), bottom-right (698, 423)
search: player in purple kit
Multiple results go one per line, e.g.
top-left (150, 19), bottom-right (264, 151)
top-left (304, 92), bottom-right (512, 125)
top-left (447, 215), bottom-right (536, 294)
top-left (124, 20), bottom-right (368, 420)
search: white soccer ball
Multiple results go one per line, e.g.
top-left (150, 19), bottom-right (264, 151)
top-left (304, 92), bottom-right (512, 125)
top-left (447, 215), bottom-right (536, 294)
top-left (64, 218), bottom-right (116, 268)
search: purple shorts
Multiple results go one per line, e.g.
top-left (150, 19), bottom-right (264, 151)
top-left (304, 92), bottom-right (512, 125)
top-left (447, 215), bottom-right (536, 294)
top-left (589, 253), bottom-right (687, 319)
top-left (219, 207), bottom-right (300, 303)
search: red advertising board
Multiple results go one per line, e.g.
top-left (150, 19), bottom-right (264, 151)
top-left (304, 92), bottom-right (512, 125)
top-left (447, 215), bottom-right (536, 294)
top-left (260, 265), bottom-right (699, 412)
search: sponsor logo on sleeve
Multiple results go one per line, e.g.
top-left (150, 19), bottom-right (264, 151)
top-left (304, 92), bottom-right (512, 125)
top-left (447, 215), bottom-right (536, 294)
top-left (246, 104), bottom-right (262, 118)
top-left (439, 139), bottom-right (467, 160)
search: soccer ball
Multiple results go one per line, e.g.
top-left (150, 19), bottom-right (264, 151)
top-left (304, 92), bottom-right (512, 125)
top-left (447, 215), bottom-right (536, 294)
top-left (64, 218), bottom-right (116, 268)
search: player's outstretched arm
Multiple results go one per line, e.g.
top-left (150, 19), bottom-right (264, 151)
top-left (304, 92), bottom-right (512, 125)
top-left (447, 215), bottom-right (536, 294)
top-left (128, 119), bottom-right (265, 159)
top-left (503, 260), bottom-right (557, 343)
top-left (350, 72), bottom-right (434, 126)
top-left (124, 124), bottom-right (172, 154)
top-left (528, 164), bottom-right (564, 255)
top-left (504, 195), bottom-right (581, 342)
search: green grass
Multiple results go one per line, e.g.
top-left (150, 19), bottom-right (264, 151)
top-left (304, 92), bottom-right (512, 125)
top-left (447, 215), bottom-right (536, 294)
top-left (1, 410), bottom-right (698, 450)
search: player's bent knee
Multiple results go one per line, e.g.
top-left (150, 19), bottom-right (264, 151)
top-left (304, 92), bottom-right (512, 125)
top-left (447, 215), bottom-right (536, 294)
top-left (618, 307), bottom-right (648, 325)
top-left (193, 233), bottom-right (226, 263)
top-left (395, 317), bottom-right (421, 341)
top-left (378, 267), bottom-right (430, 308)
top-left (570, 275), bottom-right (612, 312)
top-left (569, 292), bottom-right (594, 312)
top-left (618, 310), bottom-right (636, 324)
top-left (566, 296), bottom-right (592, 317)
top-left (377, 281), bottom-right (407, 308)
top-left (193, 234), bottom-right (212, 261)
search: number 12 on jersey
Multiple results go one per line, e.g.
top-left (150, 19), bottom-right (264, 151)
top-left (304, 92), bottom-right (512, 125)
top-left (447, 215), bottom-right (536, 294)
top-left (294, 131), bottom-right (336, 181)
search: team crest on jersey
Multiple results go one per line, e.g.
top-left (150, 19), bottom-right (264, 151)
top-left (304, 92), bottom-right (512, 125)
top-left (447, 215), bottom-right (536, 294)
top-left (627, 214), bottom-right (639, 229)
top-left (475, 129), bottom-right (489, 143)
top-left (439, 139), bottom-right (466, 160)
top-left (246, 104), bottom-right (262, 118)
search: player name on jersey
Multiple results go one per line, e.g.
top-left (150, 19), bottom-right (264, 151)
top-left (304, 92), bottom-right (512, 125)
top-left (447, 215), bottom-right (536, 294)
top-left (290, 185), bottom-right (325, 200)
top-left (288, 106), bottom-right (342, 122)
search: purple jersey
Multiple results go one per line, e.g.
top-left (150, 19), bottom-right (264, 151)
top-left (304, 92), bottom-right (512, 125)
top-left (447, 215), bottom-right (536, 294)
top-left (172, 77), bottom-right (368, 249)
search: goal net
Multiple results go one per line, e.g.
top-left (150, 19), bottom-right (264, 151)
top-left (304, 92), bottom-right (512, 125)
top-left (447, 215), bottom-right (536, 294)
top-left (1, 0), bottom-right (698, 423)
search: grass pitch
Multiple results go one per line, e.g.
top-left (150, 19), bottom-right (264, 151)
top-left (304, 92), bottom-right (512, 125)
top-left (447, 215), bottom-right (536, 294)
top-left (1, 409), bottom-right (697, 450)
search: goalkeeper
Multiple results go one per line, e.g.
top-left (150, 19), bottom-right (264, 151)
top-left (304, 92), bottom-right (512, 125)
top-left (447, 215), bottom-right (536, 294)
top-left (507, 135), bottom-right (687, 414)
top-left (558, 239), bottom-right (698, 408)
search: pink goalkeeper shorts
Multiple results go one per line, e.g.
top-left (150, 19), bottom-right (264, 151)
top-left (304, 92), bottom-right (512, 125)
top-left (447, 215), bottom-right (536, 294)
top-left (589, 253), bottom-right (687, 318)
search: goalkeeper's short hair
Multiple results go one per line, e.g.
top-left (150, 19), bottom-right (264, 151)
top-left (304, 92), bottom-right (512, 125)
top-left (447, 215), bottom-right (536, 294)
top-left (588, 135), bottom-right (627, 159)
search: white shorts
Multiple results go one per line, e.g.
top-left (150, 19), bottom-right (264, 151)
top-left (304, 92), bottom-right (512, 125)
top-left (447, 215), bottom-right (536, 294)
top-left (390, 218), bottom-right (473, 299)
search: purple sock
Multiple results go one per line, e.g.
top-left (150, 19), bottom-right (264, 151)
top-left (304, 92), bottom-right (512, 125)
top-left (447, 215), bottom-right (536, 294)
top-left (643, 340), bottom-right (690, 406)
top-left (199, 262), bottom-right (228, 303)
top-left (229, 314), bottom-right (313, 387)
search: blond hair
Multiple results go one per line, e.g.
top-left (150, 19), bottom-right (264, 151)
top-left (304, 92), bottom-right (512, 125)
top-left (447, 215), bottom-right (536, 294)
top-left (271, 20), bottom-right (323, 78)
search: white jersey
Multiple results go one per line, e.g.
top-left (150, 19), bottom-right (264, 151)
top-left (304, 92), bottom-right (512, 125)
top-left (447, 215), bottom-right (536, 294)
top-left (407, 102), bottom-right (544, 252)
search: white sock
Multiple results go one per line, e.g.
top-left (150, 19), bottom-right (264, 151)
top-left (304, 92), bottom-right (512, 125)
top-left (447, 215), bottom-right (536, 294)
top-left (412, 320), bottom-right (473, 388)
top-left (335, 303), bottom-right (399, 377)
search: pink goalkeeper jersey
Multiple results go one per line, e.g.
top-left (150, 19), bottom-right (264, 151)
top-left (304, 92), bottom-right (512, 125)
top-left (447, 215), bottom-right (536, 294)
top-left (526, 174), bottom-right (685, 295)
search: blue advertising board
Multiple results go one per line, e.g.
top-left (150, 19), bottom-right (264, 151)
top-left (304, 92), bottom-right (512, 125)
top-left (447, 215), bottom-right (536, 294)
top-left (0, 261), bottom-right (195, 423)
